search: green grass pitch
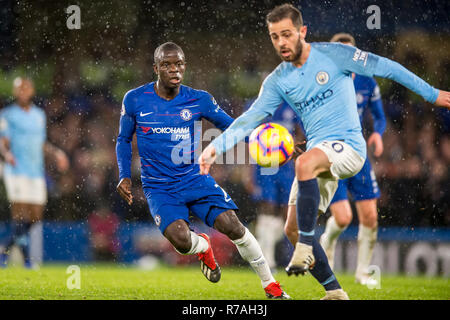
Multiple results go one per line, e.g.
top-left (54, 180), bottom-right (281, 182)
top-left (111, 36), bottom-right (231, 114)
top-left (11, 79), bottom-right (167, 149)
top-left (0, 264), bottom-right (448, 300)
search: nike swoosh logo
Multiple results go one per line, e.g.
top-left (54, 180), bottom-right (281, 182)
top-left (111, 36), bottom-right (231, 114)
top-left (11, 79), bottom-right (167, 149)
top-left (140, 112), bottom-right (153, 117)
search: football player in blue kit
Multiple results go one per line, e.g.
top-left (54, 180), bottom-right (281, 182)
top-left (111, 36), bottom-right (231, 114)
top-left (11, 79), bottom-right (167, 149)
top-left (199, 4), bottom-right (450, 299)
top-left (115, 42), bottom-right (289, 299)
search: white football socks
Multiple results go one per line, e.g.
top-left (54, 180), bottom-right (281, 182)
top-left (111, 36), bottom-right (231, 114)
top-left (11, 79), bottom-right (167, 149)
top-left (177, 231), bottom-right (209, 255)
top-left (232, 227), bottom-right (276, 288)
top-left (255, 214), bottom-right (284, 270)
top-left (356, 224), bottom-right (377, 276)
top-left (323, 216), bottom-right (347, 245)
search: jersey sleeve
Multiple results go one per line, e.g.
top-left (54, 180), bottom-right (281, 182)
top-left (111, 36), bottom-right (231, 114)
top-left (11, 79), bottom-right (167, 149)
top-left (322, 43), bottom-right (439, 104)
top-left (210, 73), bottom-right (283, 155)
top-left (368, 81), bottom-right (386, 136)
top-left (116, 90), bottom-right (137, 180)
top-left (200, 93), bottom-right (235, 131)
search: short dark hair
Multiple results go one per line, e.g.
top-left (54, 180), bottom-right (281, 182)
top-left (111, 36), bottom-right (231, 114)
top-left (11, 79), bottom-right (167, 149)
top-left (330, 33), bottom-right (356, 46)
top-left (154, 42), bottom-right (185, 64)
top-left (266, 4), bottom-right (303, 28)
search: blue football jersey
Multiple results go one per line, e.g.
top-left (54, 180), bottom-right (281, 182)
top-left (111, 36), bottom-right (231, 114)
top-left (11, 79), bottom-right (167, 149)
top-left (353, 74), bottom-right (386, 135)
top-left (116, 82), bottom-right (234, 190)
top-left (211, 42), bottom-right (439, 160)
top-left (0, 103), bottom-right (46, 178)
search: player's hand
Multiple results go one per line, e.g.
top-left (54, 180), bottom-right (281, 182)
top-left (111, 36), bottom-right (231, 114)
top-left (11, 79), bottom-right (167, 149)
top-left (367, 132), bottom-right (384, 157)
top-left (116, 177), bottom-right (133, 205)
top-left (4, 151), bottom-right (15, 166)
top-left (434, 90), bottom-right (450, 109)
top-left (55, 149), bottom-right (69, 173)
top-left (292, 140), bottom-right (307, 160)
top-left (198, 144), bottom-right (216, 175)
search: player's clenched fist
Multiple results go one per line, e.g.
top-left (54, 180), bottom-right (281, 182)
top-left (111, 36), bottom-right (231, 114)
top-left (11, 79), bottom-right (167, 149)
top-left (116, 177), bottom-right (133, 205)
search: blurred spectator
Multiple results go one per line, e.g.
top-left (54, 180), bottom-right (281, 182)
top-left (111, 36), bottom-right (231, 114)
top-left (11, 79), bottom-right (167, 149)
top-left (88, 205), bottom-right (121, 261)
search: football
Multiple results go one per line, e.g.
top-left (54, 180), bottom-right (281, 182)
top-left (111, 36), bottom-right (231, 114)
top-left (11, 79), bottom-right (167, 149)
top-left (249, 122), bottom-right (294, 167)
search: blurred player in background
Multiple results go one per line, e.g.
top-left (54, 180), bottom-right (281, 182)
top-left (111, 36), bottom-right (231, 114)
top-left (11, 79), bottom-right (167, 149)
top-left (0, 77), bottom-right (69, 268)
top-left (284, 33), bottom-right (386, 285)
top-left (199, 4), bottom-right (450, 299)
top-left (115, 42), bottom-right (290, 299)
top-left (245, 97), bottom-right (298, 271)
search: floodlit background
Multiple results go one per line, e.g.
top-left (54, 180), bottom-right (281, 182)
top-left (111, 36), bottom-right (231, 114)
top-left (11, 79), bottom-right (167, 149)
top-left (0, 0), bottom-right (449, 277)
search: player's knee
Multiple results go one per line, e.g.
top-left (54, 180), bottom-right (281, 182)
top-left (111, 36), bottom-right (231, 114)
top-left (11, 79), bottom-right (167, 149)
top-left (164, 222), bottom-right (192, 254)
top-left (334, 212), bottom-right (352, 228)
top-left (361, 210), bottom-right (378, 229)
top-left (295, 155), bottom-right (316, 179)
top-left (214, 210), bottom-right (245, 241)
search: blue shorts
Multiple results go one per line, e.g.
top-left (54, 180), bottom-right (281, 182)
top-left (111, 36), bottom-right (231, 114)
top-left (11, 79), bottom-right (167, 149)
top-left (252, 160), bottom-right (295, 205)
top-left (143, 174), bottom-right (238, 233)
top-left (330, 158), bottom-right (380, 204)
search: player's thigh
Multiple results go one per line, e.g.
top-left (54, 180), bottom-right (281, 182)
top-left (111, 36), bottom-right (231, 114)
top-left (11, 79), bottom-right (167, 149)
top-left (329, 180), bottom-right (353, 227)
top-left (316, 176), bottom-right (339, 215)
top-left (313, 140), bottom-right (365, 180)
top-left (355, 199), bottom-right (378, 228)
top-left (10, 202), bottom-right (32, 221)
top-left (187, 178), bottom-right (239, 231)
top-left (295, 148), bottom-right (332, 180)
top-left (347, 159), bottom-right (380, 202)
top-left (329, 200), bottom-right (353, 227)
top-left (288, 169), bottom-right (339, 215)
top-left (144, 188), bottom-right (190, 235)
top-left (29, 204), bottom-right (45, 223)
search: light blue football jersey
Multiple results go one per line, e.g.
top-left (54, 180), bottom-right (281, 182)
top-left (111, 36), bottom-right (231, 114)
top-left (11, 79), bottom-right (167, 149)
top-left (0, 103), bottom-right (46, 178)
top-left (211, 42), bottom-right (439, 160)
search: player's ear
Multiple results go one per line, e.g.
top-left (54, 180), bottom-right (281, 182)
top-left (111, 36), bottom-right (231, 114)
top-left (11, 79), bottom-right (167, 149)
top-left (153, 63), bottom-right (158, 75)
top-left (299, 25), bottom-right (307, 39)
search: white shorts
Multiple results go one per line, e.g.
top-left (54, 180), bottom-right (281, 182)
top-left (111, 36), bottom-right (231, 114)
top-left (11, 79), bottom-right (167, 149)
top-left (3, 175), bottom-right (47, 205)
top-left (288, 140), bottom-right (365, 214)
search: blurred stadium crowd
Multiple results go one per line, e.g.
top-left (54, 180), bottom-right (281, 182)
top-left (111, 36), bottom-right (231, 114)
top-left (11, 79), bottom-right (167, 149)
top-left (0, 1), bottom-right (449, 262)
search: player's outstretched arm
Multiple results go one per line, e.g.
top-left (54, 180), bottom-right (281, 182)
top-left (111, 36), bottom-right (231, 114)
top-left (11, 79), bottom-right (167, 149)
top-left (199, 74), bottom-right (283, 174)
top-left (324, 43), bottom-right (447, 107)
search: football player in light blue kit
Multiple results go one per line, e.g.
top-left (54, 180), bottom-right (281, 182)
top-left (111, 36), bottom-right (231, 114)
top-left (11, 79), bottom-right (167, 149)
top-left (285, 33), bottom-right (387, 285)
top-left (199, 4), bottom-right (450, 299)
top-left (0, 77), bottom-right (68, 268)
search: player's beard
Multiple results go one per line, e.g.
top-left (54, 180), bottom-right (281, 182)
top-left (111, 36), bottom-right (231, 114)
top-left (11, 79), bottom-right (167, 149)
top-left (279, 38), bottom-right (303, 62)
